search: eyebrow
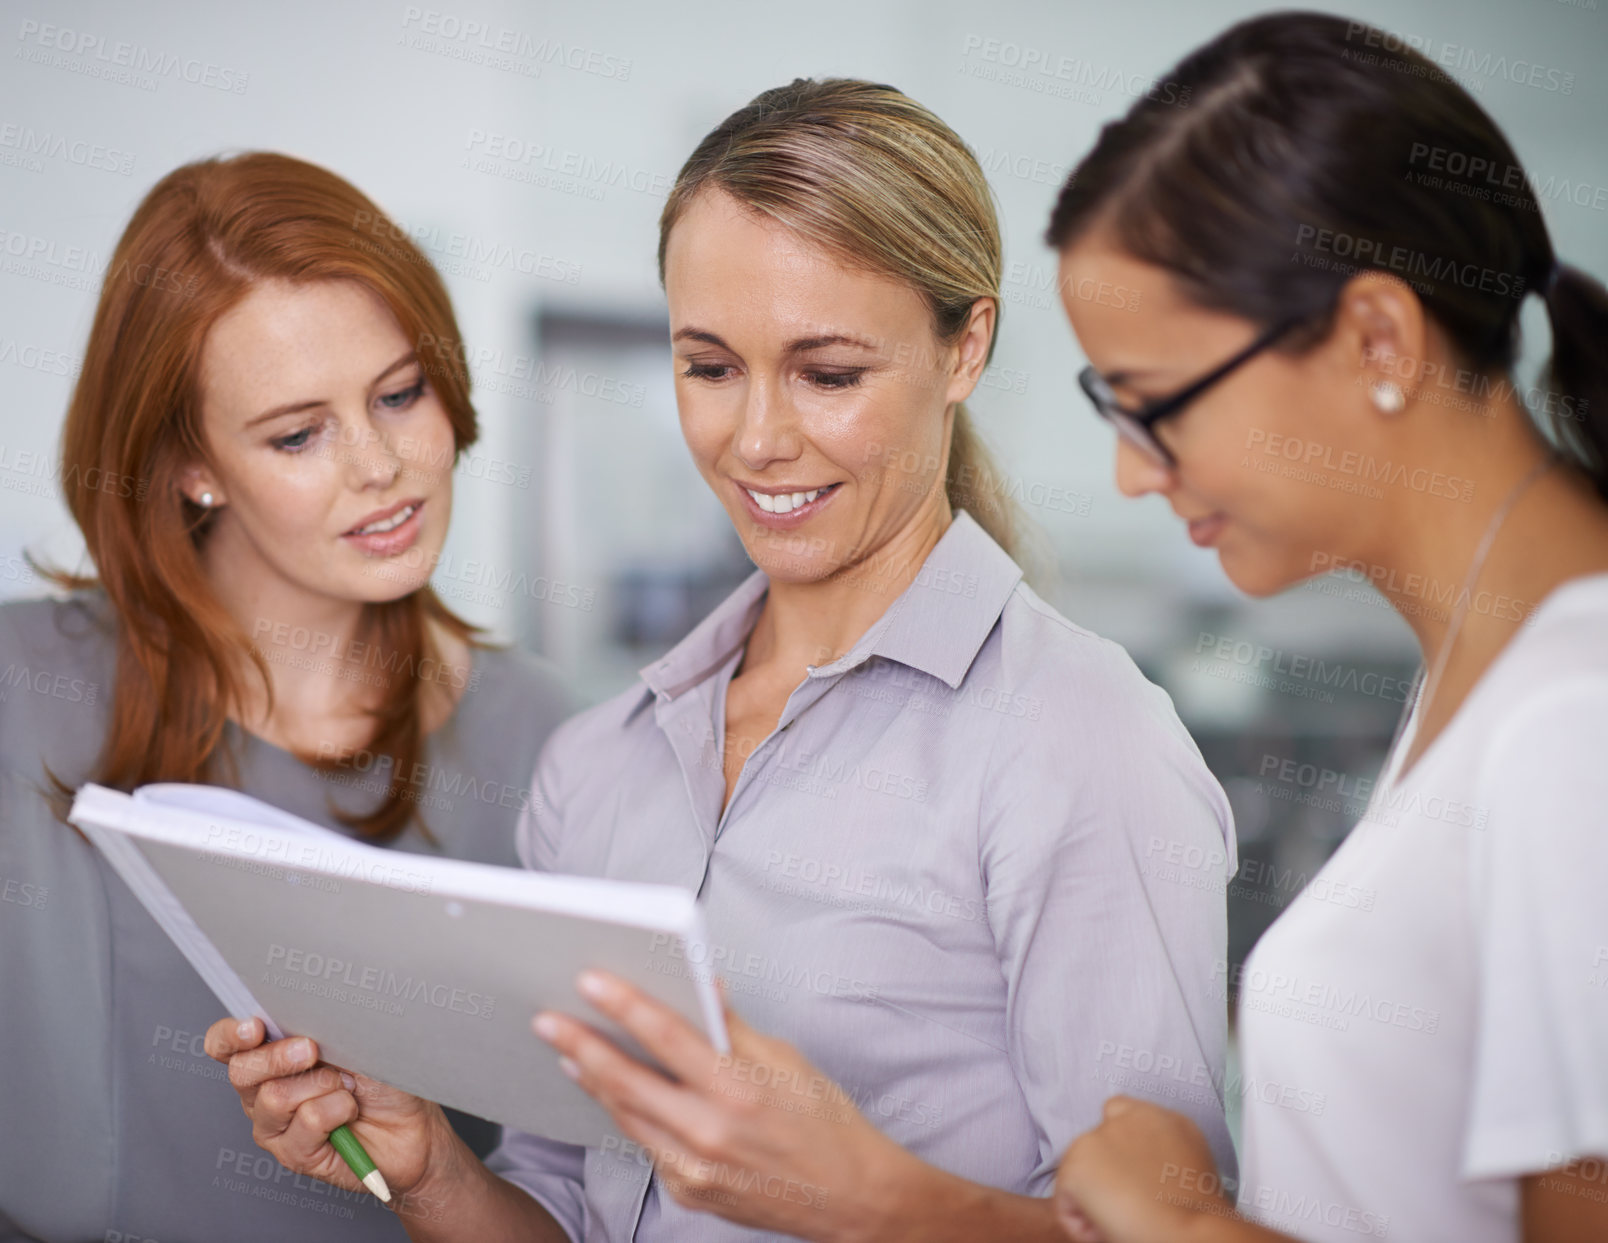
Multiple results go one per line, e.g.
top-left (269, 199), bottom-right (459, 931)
top-left (672, 328), bottom-right (881, 354)
top-left (244, 351), bottom-right (420, 427)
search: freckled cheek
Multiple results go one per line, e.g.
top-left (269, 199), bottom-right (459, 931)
top-left (231, 444), bottom-right (341, 527)
top-left (426, 474), bottom-right (454, 535)
top-left (406, 408), bottom-right (460, 488)
top-left (245, 485), bottom-right (342, 556)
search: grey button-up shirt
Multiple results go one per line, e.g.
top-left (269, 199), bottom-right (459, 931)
top-left (487, 511), bottom-right (1237, 1242)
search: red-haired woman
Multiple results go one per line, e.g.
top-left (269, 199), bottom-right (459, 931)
top-left (0, 152), bottom-right (568, 1243)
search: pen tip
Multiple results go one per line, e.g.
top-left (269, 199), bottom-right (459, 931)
top-left (363, 1169), bottom-right (392, 1204)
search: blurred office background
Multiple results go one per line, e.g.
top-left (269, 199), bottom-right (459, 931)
top-left (3, 0), bottom-right (1604, 1038)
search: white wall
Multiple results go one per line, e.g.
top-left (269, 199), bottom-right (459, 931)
top-left (3, 0), bottom-right (1604, 661)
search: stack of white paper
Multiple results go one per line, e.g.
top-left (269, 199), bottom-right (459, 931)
top-left (69, 782), bottom-right (727, 1147)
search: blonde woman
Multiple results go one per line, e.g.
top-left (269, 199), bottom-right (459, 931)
top-left (209, 80), bottom-right (1234, 1242)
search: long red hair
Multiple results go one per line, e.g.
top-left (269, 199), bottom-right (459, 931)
top-left (40, 151), bottom-right (481, 841)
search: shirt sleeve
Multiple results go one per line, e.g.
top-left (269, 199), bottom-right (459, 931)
top-left (481, 1131), bottom-right (588, 1242)
top-left (979, 645), bottom-right (1238, 1194)
top-left (1462, 677), bottom-right (1608, 1179)
top-left (482, 724), bottom-right (590, 1241)
top-left (514, 714), bottom-right (581, 873)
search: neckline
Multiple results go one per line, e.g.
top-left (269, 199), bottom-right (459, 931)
top-left (226, 642), bottom-right (485, 766)
top-left (1382, 568), bottom-right (1608, 791)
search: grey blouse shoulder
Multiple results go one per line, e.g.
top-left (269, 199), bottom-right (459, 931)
top-left (0, 591), bottom-right (573, 1243)
top-left (0, 591), bottom-right (119, 789)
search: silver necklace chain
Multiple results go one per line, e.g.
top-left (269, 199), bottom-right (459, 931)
top-left (1380, 450), bottom-right (1558, 788)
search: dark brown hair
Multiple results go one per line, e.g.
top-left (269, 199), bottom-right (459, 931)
top-left (1046, 11), bottom-right (1608, 493)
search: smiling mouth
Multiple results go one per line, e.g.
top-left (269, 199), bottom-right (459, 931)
top-left (346, 502), bottom-right (420, 536)
top-left (742, 483), bottom-right (839, 515)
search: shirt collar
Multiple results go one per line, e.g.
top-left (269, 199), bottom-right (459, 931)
top-left (638, 570), bottom-right (769, 701)
top-left (638, 509), bottom-right (1024, 700)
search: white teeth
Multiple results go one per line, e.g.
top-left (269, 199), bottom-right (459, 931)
top-left (745, 487), bottom-right (825, 515)
top-left (354, 503), bottom-right (416, 535)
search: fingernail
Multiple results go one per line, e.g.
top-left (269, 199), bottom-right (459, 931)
top-left (559, 1056), bottom-right (581, 1081)
top-left (236, 1019), bottom-right (255, 1041)
top-left (293, 1038), bottom-right (314, 1063)
top-left (576, 970), bottom-right (611, 1001)
top-left (340, 1072), bottom-right (357, 1092)
top-left (533, 1013), bottom-right (561, 1041)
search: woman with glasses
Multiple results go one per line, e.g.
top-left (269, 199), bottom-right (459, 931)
top-left (206, 78), bottom-right (1235, 1242)
top-left (1048, 13), bottom-right (1608, 1243)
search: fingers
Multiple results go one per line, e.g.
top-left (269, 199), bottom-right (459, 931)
top-left (1102, 1095), bottom-right (1137, 1120)
top-left (268, 1086), bottom-right (361, 1167)
top-left (1054, 1140), bottom-right (1102, 1241)
top-left (574, 970), bottom-right (719, 1083)
top-left (1056, 1199), bottom-right (1104, 1243)
top-left (227, 1036), bottom-right (320, 1093)
top-left (717, 985), bottom-right (755, 1046)
top-left (233, 1058), bottom-right (357, 1180)
top-left (203, 1015), bottom-right (265, 1062)
top-left (543, 1009), bottom-right (703, 1126)
top-left (253, 1066), bottom-right (350, 1131)
top-left (615, 1105), bottom-right (732, 1210)
top-left (535, 1002), bottom-right (743, 1164)
top-left (610, 1100), bottom-right (696, 1177)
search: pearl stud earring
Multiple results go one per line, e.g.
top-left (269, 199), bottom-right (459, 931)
top-left (199, 492), bottom-right (214, 507)
top-left (1370, 380), bottom-right (1405, 414)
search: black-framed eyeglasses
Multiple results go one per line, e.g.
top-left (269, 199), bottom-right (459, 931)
top-left (1078, 316), bottom-right (1302, 469)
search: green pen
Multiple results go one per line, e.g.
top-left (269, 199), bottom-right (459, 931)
top-left (328, 1123), bottom-right (391, 1203)
top-left (251, 1022), bottom-right (390, 1202)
